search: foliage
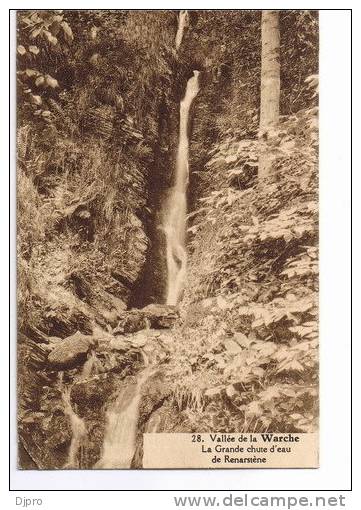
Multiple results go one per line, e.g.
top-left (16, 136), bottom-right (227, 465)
top-left (17, 10), bottom-right (319, 439)
top-left (16, 10), bottom-right (177, 336)
top-left (188, 10), bottom-right (317, 182)
top-left (167, 94), bottom-right (318, 433)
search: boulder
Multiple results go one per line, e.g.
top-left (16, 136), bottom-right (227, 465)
top-left (70, 375), bottom-right (115, 413)
top-left (138, 372), bottom-right (170, 420)
top-left (114, 310), bottom-right (149, 334)
top-left (47, 331), bottom-right (93, 369)
top-left (108, 337), bottom-right (130, 351)
top-left (140, 304), bottom-right (178, 329)
top-left (114, 304), bottom-right (179, 335)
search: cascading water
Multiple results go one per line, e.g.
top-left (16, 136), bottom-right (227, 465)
top-left (96, 368), bottom-right (152, 469)
top-left (175, 10), bottom-right (189, 50)
top-left (92, 13), bottom-right (198, 470)
top-left (61, 386), bottom-right (87, 468)
top-left (163, 71), bottom-right (200, 305)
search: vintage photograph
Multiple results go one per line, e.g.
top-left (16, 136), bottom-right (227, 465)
top-left (16, 9), bottom-right (319, 469)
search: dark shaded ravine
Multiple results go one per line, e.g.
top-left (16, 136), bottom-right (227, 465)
top-left (92, 58), bottom-right (200, 471)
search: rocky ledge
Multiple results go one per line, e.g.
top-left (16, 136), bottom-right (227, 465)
top-left (18, 304), bottom-right (179, 469)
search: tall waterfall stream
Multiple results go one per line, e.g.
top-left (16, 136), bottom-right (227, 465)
top-left (63, 11), bottom-right (199, 470)
top-left (163, 70), bottom-right (200, 305)
top-left (175, 10), bottom-right (189, 50)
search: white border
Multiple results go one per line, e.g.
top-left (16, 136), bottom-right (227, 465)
top-left (2, 3), bottom-right (352, 494)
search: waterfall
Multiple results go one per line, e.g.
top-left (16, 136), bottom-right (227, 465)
top-left (61, 386), bottom-right (87, 468)
top-left (92, 16), bottom-right (199, 469)
top-left (96, 369), bottom-right (151, 469)
top-left (175, 10), bottom-right (189, 50)
top-left (163, 71), bottom-right (200, 305)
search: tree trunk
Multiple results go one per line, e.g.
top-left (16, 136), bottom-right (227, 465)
top-left (259, 10), bottom-right (280, 179)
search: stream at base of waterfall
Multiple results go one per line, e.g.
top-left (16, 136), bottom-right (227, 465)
top-left (96, 368), bottom-right (153, 469)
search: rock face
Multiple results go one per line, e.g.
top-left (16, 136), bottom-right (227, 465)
top-left (141, 304), bottom-right (179, 328)
top-left (114, 304), bottom-right (179, 335)
top-left (114, 310), bottom-right (149, 334)
top-left (70, 376), bottom-right (116, 414)
top-left (20, 304), bottom-right (179, 469)
top-left (47, 331), bottom-right (93, 369)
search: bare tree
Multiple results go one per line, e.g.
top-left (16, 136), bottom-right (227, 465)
top-left (259, 10), bottom-right (280, 179)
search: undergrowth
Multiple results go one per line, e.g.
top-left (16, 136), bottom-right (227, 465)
top-left (167, 99), bottom-right (318, 434)
top-left (17, 10), bottom-right (177, 336)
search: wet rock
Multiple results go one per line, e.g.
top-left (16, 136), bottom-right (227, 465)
top-left (48, 331), bottom-right (93, 369)
top-left (139, 373), bottom-right (170, 421)
top-left (130, 331), bottom-right (149, 348)
top-left (108, 336), bottom-right (130, 351)
top-left (141, 400), bottom-right (193, 435)
top-left (98, 348), bottom-right (142, 375)
top-left (141, 304), bottom-right (179, 328)
top-left (114, 304), bottom-right (179, 335)
top-left (70, 375), bottom-right (115, 414)
top-left (145, 412), bottom-right (162, 433)
top-left (92, 326), bottom-right (118, 352)
top-left (114, 310), bottom-right (149, 334)
top-left (19, 413), bottom-right (71, 469)
top-left (44, 413), bottom-right (72, 455)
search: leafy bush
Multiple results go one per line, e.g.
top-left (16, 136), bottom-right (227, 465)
top-left (166, 101), bottom-right (318, 434)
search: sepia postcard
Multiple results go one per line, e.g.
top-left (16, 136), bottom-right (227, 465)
top-left (16, 9), bottom-right (319, 470)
